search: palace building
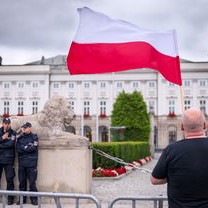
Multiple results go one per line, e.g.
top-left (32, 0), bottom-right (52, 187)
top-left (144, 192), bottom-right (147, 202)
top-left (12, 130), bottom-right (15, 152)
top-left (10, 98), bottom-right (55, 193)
top-left (0, 55), bottom-right (208, 148)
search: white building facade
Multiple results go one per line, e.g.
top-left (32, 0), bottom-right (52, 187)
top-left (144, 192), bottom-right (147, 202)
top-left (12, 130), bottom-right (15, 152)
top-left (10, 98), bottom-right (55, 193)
top-left (0, 56), bottom-right (208, 149)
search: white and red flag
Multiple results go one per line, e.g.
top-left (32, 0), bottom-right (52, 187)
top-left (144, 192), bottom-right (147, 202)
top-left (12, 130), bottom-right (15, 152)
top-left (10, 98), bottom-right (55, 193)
top-left (67, 7), bottom-right (182, 86)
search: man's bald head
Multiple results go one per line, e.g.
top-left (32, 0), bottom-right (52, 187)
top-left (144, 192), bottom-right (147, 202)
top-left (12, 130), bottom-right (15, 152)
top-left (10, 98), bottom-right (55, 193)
top-left (181, 108), bottom-right (206, 133)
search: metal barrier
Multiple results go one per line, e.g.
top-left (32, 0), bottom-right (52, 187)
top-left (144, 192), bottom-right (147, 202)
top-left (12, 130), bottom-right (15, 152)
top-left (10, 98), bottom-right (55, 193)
top-left (108, 195), bottom-right (168, 208)
top-left (0, 190), bottom-right (101, 208)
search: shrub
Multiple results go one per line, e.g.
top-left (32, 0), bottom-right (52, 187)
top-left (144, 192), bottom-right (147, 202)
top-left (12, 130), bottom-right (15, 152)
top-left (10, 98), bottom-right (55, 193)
top-left (92, 141), bottom-right (150, 169)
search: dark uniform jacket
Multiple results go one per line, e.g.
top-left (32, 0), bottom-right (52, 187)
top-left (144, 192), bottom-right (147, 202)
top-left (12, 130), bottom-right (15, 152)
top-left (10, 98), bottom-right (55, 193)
top-left (16, 132), bottom-right (38, 167)
top-left (0, 127), bottom-right (16, 164)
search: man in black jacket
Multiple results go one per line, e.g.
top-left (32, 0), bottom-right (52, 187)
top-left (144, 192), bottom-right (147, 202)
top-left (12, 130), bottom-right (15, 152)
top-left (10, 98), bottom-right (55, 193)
top-left (151, 108), bottom-right (208, 208)
top-left (16, 122), bottom-right (39, 206)
top-left (0, 117), bottom-right (16, 205)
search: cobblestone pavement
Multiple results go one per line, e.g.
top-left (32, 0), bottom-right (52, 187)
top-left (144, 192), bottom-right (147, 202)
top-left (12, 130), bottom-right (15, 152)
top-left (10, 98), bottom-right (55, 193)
top-left (92, 153), bottom-right (167, 207)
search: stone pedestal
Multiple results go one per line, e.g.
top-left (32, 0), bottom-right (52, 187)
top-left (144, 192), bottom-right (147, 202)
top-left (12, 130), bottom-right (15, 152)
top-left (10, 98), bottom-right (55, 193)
top-left (37, 139), bottom-right (92, 193)
top-left (1, 137), bottom-right (92, 195)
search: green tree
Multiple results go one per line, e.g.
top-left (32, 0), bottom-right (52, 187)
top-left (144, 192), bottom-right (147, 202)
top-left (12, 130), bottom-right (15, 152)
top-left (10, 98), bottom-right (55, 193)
top-left (111, 91), bottom-right (150, 141)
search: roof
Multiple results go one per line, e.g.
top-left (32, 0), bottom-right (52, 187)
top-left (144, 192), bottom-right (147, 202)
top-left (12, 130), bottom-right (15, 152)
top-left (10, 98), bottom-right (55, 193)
top-left (26, 55), bottom-right (67, 65)
top-left (27, 55), bottom-right (200, 66)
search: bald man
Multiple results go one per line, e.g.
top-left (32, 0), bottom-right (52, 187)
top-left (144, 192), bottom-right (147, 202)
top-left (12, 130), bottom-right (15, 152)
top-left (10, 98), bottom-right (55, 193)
top-left (151, 108), bottom-right (208, 208)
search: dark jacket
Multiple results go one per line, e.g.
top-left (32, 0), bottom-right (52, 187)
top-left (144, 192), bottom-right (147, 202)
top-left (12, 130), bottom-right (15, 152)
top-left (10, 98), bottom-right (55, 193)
top-left (16, 132), bottom-right (38, 167)
top-left (0, 127), bottom-right (16, 164)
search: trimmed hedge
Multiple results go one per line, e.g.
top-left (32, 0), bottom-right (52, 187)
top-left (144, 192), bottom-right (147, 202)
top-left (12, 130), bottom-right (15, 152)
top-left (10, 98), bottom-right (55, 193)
top-left (92, 141), bottom-right (150, 169)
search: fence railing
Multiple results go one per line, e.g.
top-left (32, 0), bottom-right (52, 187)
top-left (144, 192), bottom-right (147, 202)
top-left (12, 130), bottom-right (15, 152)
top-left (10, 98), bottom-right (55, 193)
top-left (108, 195), bottom-right (168, 208)
top-left (0, 190), bottom-right (101, 208)
top-left (0, 190), bottom-right (168, 208)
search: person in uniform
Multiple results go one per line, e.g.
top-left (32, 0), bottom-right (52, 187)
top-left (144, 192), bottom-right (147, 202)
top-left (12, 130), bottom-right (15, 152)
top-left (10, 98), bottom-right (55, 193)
top-left (16, 122), bottom-right (39, 205)
top-left (0, 117), bottom-right (16, 205)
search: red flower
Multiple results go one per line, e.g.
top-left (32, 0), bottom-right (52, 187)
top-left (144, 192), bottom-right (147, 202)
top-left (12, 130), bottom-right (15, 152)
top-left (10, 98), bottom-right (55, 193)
top-left (99, 114), bottom-right (106, 118)
top-left (92, 167), bottom-right (126, 177)
top-left (2, 113), bottom-right (10, 118)
top-left (114, 167), bottom-right (126, 175)
top-left (17, 113), bottom-right (24, 116)
top-left (167, 112), bottom-right (176, 117)
top-left (92, 156), bottom-right (152, 177)
top-left (84, 114), bottom-right (90, 118)
top-left (104, 169), bottom-right (117, 177)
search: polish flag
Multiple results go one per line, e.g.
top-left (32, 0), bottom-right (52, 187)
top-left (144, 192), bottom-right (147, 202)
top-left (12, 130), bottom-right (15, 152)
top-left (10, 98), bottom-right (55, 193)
top-left (67, 7), bottom-right (182, 86)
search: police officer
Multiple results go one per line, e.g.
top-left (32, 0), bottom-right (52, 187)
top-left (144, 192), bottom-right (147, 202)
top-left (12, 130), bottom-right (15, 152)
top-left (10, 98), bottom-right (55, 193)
top-left (0, 117), bottom-right (16, 205)
top-left (16, 122), bottom-right (38, 205)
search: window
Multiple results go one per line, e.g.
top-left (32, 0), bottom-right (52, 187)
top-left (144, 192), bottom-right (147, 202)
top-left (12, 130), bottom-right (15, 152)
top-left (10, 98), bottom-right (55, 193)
top-left (184, 80), bottom-right (191, 87)
top-left (100, 101), bottom-right (106, 115)
top-left (100, 82), bottom-right (106, 88)
top-left (69, 101), bottom-right (74, 110)
top-left (18, 82), bottom-right (24, 88)
top-left (116, 82), bottom-right (123, 88)
top-left (133, 82), bottom-right (139, 88)
top-left (32, 82), bottom-right (38, 88)
top-left (84, 126), bottom-right (92, 141)
top-left (184, 100), bottom-right (191, 110)
top-left (53, 83), bottom-right (60, 88)
top-left (169, 131), bottom-right (176, 143)
top-left (100, 126), bottom-right (108, 142)
top-left (68, 82), bottom-right (75, 88)
top-left (3, 101), bottom-right (10, 114)
top-left (149, 81), bottom-right (155, 88)
top-left (32, 101), bottom-right (38, 114)
top-left (84, 101), bottom-right (90, 115)
top-left (3, 82), bottom-right (10, 89)
top-left (18, 101), bottom-right (24, 114)
top-left (84, 82), bottom-right (90, 88)
top-left (168, 125), bottom-right (177, 143)
top-left (200, 100), bottom-right (206, 113)
top-left (199, 80), bottom-right (207, 87)
top-left (168, 100), bottom-right (175, 114)
top-left (168, 82), bottom-right (174, 87)
top-left (149, 100), bottom-right (155, 114)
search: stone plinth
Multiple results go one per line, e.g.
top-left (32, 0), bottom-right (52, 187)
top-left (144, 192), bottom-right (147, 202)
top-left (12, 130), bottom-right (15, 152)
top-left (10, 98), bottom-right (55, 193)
top-left (38, 139), bottom-right (92, 193)
top-left (1, 137), bottom-right (92, 195)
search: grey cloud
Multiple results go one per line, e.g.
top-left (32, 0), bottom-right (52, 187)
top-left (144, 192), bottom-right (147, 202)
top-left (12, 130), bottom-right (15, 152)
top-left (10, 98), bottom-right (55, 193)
top-left (0, 0), bottom-right (208, 64)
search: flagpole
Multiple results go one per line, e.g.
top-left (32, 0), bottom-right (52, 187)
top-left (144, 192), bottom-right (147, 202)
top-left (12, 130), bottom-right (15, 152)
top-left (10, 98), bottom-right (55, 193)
top-left (81, 80), bottom-right (84, 137)
top-left (96, 78), bottom-right (99, 142)
top-left (81, 113), bottom-right (84, 137)
top-left (110, 72), bottom-right (115, 142)
top-left (173, 29), bottom-right (184, 114)
top-left (180, 86), bottom-right (184, 114)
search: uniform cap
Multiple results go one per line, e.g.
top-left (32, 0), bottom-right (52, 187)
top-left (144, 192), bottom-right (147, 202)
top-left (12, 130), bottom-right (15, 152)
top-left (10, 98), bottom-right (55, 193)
top-left (21, 122), bottom-right (32, 128)
top-left (3, 118), bottom-right (11, 123)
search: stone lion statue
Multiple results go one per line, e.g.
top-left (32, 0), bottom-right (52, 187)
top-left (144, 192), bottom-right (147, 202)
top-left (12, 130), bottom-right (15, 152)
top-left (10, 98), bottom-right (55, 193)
top-left (10, 95), bottom-right (81, 141)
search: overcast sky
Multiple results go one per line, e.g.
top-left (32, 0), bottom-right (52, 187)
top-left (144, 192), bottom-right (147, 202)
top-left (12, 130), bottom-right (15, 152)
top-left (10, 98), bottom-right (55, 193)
top-left (0, 0), bottom-right (208, 65)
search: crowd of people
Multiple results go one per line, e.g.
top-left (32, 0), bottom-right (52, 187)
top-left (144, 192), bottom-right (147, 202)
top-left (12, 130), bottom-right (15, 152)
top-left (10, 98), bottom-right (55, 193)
top-left (0, 118), bottom-right (39, 205)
